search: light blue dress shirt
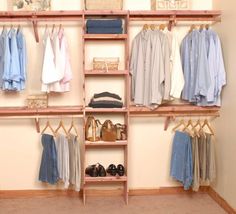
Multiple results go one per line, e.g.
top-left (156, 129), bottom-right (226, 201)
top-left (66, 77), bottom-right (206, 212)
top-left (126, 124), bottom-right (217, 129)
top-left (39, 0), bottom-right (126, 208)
top-left (16, 28), bottom-right (27, 90)
top-left (0, 29), bottom-right (8, 88)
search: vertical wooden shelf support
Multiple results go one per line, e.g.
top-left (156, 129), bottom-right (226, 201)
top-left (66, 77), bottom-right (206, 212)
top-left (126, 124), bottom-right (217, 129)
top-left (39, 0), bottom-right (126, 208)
top-left (32, 18), bottom-right (39, 43)
top-left (34, 117), bottom-right (40, 133)
top-left (164, 116), bottom-right (172, 131)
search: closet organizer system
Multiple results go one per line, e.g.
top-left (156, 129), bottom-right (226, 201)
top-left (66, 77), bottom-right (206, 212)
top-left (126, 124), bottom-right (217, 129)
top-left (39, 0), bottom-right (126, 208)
top-left (0, 10), bottom-right (221, 204)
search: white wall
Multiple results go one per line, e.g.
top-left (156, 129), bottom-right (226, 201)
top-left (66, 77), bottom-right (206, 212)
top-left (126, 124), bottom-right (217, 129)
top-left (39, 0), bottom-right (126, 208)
top-left (212, 0), bottom-right (236, 210)
top-left (0, 0), bottom-right (213, 191)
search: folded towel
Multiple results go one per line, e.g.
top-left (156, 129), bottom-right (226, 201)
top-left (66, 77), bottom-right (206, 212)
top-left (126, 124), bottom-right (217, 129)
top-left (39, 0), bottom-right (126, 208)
top-left (86, 19), bottom-right (122, 28)
top-left (87, 27), bottom-right (123, 34)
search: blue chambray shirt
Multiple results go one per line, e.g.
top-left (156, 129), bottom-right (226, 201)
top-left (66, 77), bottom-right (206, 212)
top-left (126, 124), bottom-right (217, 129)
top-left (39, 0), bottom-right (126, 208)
top-left (0, 29), bottom-right (8, 88)
top-left (181, 30), bottom-right (201, 103)
top-left (16, 28), bottom-right (27, 90)
top-left (2, 28), bottom-right (22, 91)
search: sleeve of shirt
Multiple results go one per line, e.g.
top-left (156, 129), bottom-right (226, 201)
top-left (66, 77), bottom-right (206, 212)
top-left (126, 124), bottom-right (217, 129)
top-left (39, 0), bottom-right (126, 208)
top-left (215, 35), bottom-right (226, 97)
top-left (130, 38), bottom-right (138, 100)
top-left (170, 33), bottom-right (185, 98)
top-left (161, 34), bottom-right (171, 100)
top-left (195, 32), bottom-right (212, 98)
top-left (206, 34), bottom-right (216, 102)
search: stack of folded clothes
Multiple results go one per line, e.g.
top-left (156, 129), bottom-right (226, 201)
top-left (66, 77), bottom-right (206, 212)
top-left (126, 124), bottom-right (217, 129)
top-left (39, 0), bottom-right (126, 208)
top-left (88, 92), bottom-right (123, 108)
top-left (86, 19), bottom-right (123, 34)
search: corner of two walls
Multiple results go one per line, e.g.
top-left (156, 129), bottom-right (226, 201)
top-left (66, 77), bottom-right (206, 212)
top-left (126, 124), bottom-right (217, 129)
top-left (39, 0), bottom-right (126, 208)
top-left (211, 0), bottom-right (236, 210)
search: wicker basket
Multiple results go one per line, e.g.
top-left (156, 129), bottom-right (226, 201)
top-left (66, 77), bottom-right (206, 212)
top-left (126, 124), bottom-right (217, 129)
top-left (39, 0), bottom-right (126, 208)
top-left (151, 0), bottom-right (189, 10)
top-left (85, 0), bottom-right (123, 10)
top-left (93, 57), bottom-right (119, 71)
top-left (27, 94), bottom-right (48, 109)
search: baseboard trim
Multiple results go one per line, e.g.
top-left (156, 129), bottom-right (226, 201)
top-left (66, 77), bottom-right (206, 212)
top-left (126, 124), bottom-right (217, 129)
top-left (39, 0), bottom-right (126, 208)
top-left (208, 187), bottom-right (236, 214)
top-left (0, 190), bottom-right (80, 199)
top-left (0, 187), bottom-right (235, 213)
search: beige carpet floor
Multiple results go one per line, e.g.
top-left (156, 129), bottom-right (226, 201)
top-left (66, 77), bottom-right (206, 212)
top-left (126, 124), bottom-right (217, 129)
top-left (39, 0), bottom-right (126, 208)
top-left (0, 193), bottom-right (227, 214)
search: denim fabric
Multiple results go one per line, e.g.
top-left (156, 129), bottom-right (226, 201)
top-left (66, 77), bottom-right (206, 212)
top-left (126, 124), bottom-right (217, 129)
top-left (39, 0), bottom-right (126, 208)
top-left (39, 134), bottom-right (59, 184)
top-left (87, 27), bottom-right (123, 34)
top-left (170, 131), bottom-right (193, 190)
top-left (86, 19), bottom-right (122, 28)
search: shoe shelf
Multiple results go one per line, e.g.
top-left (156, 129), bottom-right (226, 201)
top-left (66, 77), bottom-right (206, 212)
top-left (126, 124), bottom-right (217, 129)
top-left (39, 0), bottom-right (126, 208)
top-left (82, 11), bottom-right (130, 205)
top-left (85, 140), bottom-right (128, 147)
top-left (84, 70), bottom-right (128, 76)
top-left (85, 175), bottom-right (127, 183)
top-left (83, 34), bottom-right (128, 40)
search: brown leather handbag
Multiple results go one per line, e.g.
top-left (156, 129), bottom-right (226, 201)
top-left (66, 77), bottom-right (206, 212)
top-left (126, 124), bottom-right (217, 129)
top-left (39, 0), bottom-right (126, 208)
top-left (115, 123), bottom-right (127, 140)
top-left (85, 116), bottom-right (102, 141)
top-left (101, 120), bottom-right (117, 141)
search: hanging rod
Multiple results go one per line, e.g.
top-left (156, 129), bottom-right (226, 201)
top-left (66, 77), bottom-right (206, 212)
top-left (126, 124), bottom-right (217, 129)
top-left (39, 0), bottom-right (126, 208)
top-left (0, 115), bottom-right (83, 119)
top-left (0, 114), bottom-right (83, 133)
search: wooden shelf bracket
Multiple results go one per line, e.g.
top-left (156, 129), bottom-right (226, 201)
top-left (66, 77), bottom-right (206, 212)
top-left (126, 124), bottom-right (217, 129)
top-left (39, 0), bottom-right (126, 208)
top-left (32, 18), bottom-right (39, 43)
top-left (34, 117), bottom-right (40, 133)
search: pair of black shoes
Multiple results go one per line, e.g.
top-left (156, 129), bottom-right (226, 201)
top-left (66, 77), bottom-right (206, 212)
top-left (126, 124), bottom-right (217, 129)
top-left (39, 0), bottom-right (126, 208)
top-left (85, 163), bottom-right (106, 177)
top-left (106, 164), bottom-right (125, 176)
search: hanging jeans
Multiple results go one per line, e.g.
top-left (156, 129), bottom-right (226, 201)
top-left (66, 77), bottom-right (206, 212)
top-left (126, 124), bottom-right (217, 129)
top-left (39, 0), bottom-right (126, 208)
top-left (170, 131), bottom-right (193, 190)
top-left (39, 134), bottom-right (59, 184)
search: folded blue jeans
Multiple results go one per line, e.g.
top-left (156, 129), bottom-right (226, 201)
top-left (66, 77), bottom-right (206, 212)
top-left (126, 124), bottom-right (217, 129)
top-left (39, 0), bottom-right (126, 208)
top-left (86, 19), bottom-right (122, 28)
top-left (170, 131), bottom-right (193, 190)
top-left (87, 27), bottom-right (123, 34)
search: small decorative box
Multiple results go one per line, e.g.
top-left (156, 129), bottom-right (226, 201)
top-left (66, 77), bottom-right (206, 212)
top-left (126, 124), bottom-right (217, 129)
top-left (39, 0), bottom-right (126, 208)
top-left (27, 94), bottom-right (48, 109)
top-left (151, 0), bottom-right (189, 10)
top-left (85, 0), bottom-right (123, 10)
top-left (93, 57), bottom-right (119, 71)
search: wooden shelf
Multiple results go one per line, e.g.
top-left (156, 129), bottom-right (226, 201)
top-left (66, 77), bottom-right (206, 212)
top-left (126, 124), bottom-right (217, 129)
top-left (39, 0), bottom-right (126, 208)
top-left (84, 10), bottom-right (128, 16)
top-left (0, 106), bottom-right (83, 116)
top-left (129, 104), bottom-right (220, 116)
top-left (83, 34), bottom-right (127, 40)
top-left (84, 70), bottom-right (128, 76)
top-left (85, 140), bottom-right (127, 146)
top-left (85, 175), bottom-right (127, 183)
top-left (129, 10), bottom-right (221, 19)
top-left (85, 107), bottom-right (128, 113)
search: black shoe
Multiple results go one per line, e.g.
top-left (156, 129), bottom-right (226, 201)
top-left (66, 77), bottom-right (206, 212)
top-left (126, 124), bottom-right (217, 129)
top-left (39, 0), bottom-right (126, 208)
top-left (97, 163), bottom-right (106, 177)
top-left (117, 164), bottom-right (125, 176)
top-left (85, 164), bottom-right (98, 177)
top-left (106, 164), bottom-right (117, 176)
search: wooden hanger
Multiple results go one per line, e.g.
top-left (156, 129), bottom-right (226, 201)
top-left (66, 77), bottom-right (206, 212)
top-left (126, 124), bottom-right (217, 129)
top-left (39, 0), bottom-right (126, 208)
top-left (143, 24), bottom-right (149, 31)
top-left (199, 24), bottom-right (204, 30)
top-left (189, 24), bottom-right (196, 33)
top-left (183, 119), bottom-right (199, 137)
top-left (159, 24), bottom-right (166, 31)
top-left (41, 120), bottom-right (56, 137)
top-left (68, 119), bottom-right (78, 136)
top-left (172, 119), bottom-right (186, 132)
top-left (150, 24), bottom-right (156, 31)
top-left (193, 119), bottom-right (206, 138)
top-left (205, 24), bottom-right (210, 30)
top-left (202, 119), bottom-right (215, 135)
top-left (55, 120), bottom-right (69, 137)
